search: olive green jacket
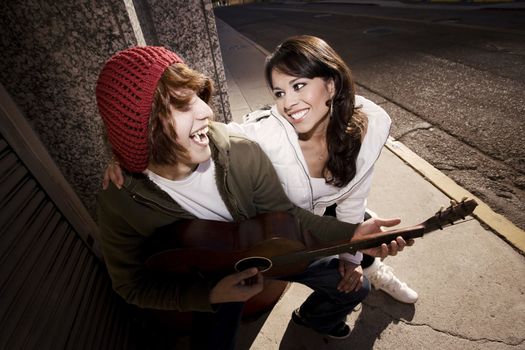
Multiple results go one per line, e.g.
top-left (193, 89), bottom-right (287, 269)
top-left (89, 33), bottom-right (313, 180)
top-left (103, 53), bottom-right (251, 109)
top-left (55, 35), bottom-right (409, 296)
top-left (97, 122), bottom-right (357, 312)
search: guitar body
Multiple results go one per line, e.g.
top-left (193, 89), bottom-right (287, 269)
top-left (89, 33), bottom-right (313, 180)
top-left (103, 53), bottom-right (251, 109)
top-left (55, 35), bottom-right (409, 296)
top-left (143, 199), bottom-right (478, 325)
top-left (146, 212), bottom-right (318, 278)
top-left (145, 212), bottom-right (300, 325)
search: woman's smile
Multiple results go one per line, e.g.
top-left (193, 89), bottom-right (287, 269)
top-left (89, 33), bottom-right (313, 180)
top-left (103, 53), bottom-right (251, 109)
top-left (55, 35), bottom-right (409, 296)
top-left (271, 70), bottom-right (334, 136)
top-left (288, 108), bottom-right (310, 123)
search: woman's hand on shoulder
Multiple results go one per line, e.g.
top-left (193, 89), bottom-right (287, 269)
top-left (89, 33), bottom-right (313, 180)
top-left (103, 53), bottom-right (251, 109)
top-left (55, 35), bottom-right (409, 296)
top-left (102, 161), bottom-right (124, 190)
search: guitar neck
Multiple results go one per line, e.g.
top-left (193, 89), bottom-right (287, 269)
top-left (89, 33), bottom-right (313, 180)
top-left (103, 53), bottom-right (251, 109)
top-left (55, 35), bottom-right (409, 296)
top-left (302, 199), bottom-right (478, 260)
top-left (146, 199), bottom-right (477, 280)
top-left (289, 225), bottom-right (426, 262)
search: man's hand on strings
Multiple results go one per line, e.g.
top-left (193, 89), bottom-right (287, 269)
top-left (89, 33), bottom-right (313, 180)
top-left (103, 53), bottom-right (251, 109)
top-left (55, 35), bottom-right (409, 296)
top-left (209, 268), bottom-right (263, 304)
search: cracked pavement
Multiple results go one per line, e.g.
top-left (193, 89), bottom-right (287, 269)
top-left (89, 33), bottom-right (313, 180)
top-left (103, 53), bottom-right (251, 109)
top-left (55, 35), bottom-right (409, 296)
top-left (357, 86), bottom-right (525, 234)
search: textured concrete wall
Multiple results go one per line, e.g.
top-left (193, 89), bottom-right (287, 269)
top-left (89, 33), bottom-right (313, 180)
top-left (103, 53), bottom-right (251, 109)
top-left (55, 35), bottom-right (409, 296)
top-left (133, 0), bottom-right (231, 121)
top-left (0, 0), bottom-right (231, 219)
top-left (0, 1), bottom-right (138, 218)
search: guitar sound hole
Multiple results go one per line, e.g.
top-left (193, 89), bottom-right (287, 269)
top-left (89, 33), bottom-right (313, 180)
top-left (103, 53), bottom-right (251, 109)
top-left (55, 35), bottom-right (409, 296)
top-left (235, 256), bottom-right (272, 273)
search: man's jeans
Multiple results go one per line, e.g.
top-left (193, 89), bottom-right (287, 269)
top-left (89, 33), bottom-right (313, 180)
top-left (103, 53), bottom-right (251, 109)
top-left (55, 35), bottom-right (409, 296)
top-left (284, 256), bottom-right (370, 333)
top-left (191, 302), bottom-right (244, 350)
top-left (191, 256), bottom-right (370, 347)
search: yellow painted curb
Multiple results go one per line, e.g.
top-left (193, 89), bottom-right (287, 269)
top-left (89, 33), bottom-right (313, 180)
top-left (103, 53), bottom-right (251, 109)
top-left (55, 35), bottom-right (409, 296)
top-left (385, 137), bottom-right (525, 254)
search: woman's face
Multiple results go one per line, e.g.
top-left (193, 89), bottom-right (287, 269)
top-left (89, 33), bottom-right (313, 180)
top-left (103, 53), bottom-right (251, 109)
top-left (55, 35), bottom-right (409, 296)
top-left (271, 69), bottom-right (334, 135)
top-left (170, 90), bottom-right (213, 174)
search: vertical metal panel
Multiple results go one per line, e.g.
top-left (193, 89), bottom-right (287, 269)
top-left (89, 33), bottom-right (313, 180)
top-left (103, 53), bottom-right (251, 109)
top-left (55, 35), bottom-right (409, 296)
top-left (0, 83), bottom-right (102, 260)
top-left (0, 133), bottom-right (140, 350)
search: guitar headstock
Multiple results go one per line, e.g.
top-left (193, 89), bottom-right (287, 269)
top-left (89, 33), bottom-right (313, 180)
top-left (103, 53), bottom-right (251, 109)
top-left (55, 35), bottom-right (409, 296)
top-left (422, 198), bottom-right (478, 234)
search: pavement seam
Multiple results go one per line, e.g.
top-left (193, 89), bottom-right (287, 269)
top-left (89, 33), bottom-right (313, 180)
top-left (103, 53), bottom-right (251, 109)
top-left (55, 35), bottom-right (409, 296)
top-left (357, 81), bottom-right (523, 177)
top-left (223, 67), bottom-right (251, 118)
top-left (385, 137), bottom-right (525, 254)
top-left (363, 301), bottom-right (525, 346)
top-left (354, 82), bottom-right (525, 252)
top-left (395, 123), bottom-right (434, 141)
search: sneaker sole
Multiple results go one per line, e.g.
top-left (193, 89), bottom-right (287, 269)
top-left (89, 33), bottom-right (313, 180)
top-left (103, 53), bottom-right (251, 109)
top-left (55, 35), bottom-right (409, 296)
top-left (377, 288), bottom-right (419, 304)
top-left (291, 309), bottom-right (350, 340)
top-left (325, 324), bottom-right (351, 340)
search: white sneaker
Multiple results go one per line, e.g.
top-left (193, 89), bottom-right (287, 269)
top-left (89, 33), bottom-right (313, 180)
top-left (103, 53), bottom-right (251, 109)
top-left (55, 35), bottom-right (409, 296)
top-left (363, 258), bottom-right (418, 304)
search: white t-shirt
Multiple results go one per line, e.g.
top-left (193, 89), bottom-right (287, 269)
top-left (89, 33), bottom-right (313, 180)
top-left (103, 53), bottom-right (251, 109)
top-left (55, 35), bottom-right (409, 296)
top-left (144, 159), bottom-right (233, 222)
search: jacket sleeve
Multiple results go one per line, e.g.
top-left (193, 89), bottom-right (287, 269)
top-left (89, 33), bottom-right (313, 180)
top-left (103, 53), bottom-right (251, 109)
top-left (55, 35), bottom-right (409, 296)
top-left (335, 95), bottom-right (391, 258)
top-left (244, 140), bottom-right (358, 242)
top-left (335, 167), bottom-right (375, 224)
top-left (97, 185), bottom-right (214, 312)
top-left (335, 167), bottom-right (375, 263)
top-left (225, 119), bottom-right (266, 143)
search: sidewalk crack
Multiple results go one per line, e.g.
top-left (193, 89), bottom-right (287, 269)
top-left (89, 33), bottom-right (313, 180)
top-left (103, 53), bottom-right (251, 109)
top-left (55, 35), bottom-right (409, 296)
top-left (363, 302), bottom-right (525, 346)
top-left (395, 122), bottom-right (434, 141)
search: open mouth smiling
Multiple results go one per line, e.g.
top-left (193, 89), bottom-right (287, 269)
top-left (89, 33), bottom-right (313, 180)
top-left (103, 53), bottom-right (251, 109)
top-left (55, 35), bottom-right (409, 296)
top-left (190, 126), bottom-right (209, 146)
top-left (288, 108), bottom-right (309, 121)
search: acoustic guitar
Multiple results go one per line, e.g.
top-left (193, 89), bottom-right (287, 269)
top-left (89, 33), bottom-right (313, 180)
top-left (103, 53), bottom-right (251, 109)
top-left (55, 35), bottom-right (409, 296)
top-left (146, 198), bottom-right (478, 279)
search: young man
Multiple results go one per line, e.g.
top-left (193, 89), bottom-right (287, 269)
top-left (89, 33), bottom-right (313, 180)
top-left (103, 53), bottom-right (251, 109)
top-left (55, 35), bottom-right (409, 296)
top-left (95, 46), bottom-right (407, 349)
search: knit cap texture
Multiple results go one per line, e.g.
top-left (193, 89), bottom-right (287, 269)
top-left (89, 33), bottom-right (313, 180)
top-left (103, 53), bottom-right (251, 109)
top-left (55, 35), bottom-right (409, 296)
top-left (96, 46), bottom-right (183, 172)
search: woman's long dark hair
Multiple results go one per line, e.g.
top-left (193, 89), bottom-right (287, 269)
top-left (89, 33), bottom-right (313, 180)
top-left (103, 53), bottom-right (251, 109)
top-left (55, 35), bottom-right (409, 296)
top-left (265, 35), bottom-right (367, 187)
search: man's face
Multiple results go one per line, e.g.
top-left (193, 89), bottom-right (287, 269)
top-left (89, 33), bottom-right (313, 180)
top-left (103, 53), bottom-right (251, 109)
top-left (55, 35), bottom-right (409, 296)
top-left (170, 90), bottom-right (213, 174)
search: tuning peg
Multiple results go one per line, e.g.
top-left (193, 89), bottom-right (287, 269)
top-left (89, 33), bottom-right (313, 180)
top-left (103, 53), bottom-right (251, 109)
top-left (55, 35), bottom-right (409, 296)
top-left (459, 197), bottom-right (469, 216)
top-left (435, 206), bottom-right (444, 218)
top-left (433, 207), bottom-right (445, 230)
top-left (456, 197), bottom-right (469, 218)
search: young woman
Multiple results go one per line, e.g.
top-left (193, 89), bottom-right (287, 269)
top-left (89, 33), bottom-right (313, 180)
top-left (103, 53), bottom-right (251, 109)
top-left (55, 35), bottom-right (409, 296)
top-left (230, 35), bottom-right (418, 305)
top-left (97, 45), bottom-right (408, 347)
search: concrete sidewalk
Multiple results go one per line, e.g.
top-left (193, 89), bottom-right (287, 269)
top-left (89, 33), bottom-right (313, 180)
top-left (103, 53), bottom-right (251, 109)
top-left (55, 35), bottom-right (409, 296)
top-left (214, 19), bottom-right (525, 350)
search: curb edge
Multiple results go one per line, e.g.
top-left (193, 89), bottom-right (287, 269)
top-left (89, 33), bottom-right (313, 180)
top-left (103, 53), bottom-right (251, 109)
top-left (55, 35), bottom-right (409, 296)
top-left (386, 137), bottom-right (525, 254)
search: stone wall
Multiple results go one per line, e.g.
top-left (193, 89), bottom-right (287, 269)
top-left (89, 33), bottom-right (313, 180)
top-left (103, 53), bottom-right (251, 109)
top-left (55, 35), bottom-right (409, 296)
top-left (133, 0), bottom-right (231, 120)
top-left (0, 0), bottom-right (230, 219)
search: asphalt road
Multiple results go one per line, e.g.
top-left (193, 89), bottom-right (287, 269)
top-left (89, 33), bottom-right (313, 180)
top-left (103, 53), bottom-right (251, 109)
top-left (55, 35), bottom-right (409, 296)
top-left (214, 2), bottom-right (525, 231)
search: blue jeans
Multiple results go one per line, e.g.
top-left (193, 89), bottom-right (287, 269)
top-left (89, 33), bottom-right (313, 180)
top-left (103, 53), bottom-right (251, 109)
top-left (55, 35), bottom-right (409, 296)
top-left (283, 256), bottom-right (371, 333)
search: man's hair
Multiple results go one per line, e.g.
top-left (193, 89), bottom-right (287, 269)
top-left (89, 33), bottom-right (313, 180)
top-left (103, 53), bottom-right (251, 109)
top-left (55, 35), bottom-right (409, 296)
top-left (148, 63), bottom-right (213, 167)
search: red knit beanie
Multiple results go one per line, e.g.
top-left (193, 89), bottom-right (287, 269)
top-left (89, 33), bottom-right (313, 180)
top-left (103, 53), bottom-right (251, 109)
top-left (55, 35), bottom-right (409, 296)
top-left (96, 46), bottom-right (184, 172)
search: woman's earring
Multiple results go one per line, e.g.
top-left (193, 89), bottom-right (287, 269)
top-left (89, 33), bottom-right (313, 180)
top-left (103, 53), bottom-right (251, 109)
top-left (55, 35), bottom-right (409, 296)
top-left (329, 99), bottom-right (334, 118)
